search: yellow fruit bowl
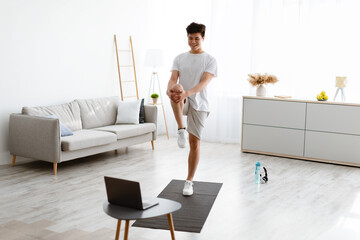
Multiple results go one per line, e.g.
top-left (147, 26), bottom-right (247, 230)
top-left (316, 91), bottom-right (328, 101)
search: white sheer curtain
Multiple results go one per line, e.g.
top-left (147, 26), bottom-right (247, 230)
top-left (249, 0), bottom-right (360, 100)
top-left (148, 0), bottom-right (360, 143)
top-left (201, 0), bottom-right (253, 143)
top-left (204, 0), bottom-right (360, 143)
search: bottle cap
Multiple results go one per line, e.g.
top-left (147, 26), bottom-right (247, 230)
top-left (256, 161), bottom-right (261, 166)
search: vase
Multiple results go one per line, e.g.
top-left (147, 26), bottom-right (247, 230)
top-left (152, 98), bottom-right (158, 104)
top-left (256, 85), bottom-right (266, 97)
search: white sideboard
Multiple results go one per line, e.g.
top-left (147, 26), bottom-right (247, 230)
top-left (241, 96), bottom-right (360, 167)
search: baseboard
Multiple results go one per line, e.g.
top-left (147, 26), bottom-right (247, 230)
top-left (0, 151), bottom-right (34, 166)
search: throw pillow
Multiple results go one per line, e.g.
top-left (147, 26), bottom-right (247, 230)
top-left (139, 98), bottom-right (145, 124)
top-left (116, 99), bottom-right (142, 124)
top-left (44, 115), bottom-right (74, 137)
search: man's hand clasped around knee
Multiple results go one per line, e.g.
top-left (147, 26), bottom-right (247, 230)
top-left (167, 84), bottom-right (188, 104)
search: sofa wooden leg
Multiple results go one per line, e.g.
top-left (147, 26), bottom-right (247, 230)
top-left (53, 163), bottom-right (57, 175)
top-left (12, 155), bottom-right (16, 167)
top-left (151, 140), bottom-right (154, 150)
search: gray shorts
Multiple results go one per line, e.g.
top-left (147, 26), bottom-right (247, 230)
top-left (183, 99), bottom-right (209, 139)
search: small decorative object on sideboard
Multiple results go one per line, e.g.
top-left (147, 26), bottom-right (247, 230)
top-left (333, 76), bottom-right (347, 102)
top-left (248, 73), bottom-right (279, 97)
top-left (316, 91), bottom-right (328, 101)
top-left (151, 93), bottom-right (159, 104)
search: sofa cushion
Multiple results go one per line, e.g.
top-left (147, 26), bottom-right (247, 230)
top-left (22, 101), bottom-right (82, 131)
top-left (139, 98), bottom-right (145, 123)
top-left (116, 99), bottom-right (142, 124)
top-left (61, 129), bottom-right (117, 151)
top-left (94, 123), bottom-right (156, 140)
top-left (76, 96), bottom-right (120, 129)
top-left (44, 115), bottom-right (73, 137)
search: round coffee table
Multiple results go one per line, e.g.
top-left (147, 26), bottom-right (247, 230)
top-left (103, 197), bottom-right (181, 240)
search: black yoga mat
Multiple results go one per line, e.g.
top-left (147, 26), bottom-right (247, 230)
top-left (133, 179), bottom-right (222, 233)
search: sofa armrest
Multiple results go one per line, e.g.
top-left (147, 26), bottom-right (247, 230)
top-left (144, 105), bottom-right (158, 140)
top-left (9, 114), bottom-right (61, 163)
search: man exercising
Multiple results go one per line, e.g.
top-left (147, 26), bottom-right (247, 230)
top-left (166, 22), bottom-right (217, 196)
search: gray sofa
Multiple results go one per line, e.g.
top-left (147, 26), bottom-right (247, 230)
top-left (9, 96), bottom-right (157, 174)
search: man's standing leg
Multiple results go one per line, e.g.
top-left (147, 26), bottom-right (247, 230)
top-left (183, 133), bottom-right (200, 196)
top-left (187, 133), bottom-right (200, 181)
top-left (183, 105), bottom-right (208, 196)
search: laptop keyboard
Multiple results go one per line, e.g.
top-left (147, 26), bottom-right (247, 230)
top-left (143, 201), bottom-right (150, 208)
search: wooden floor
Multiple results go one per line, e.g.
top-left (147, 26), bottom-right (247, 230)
top-left (1, 136), bottom-right (360, 240)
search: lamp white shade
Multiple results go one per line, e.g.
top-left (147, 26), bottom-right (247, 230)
top-left (144, 49), bottom-right (164, 67)
top-left (336, 76), bottom-right (347, 88)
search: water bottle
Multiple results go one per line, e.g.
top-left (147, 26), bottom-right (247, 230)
top-left (255, 161), bottom-right (261, 184)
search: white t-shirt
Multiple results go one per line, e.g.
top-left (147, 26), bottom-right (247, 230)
top-left (171, 51), bottom-right (217, 112)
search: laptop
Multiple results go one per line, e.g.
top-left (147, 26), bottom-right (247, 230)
top-left (104, 176), bottom-right (159, 210)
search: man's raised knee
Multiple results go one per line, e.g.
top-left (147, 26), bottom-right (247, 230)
top-left (170, 84), bottom-right (184, 93)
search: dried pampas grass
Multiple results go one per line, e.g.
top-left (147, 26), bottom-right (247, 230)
top-left (248, 73), bottom-right (279, 87)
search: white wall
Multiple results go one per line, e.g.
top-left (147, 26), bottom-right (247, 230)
top-left (0, 0), bottom-right (153, 165)
top-left (0, 0), bottom-right (216, 165)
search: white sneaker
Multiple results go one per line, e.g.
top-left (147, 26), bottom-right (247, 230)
top-left (183, 180), bottom-right (193, 196)
top-left (177, 129), bottom-right (187, 148)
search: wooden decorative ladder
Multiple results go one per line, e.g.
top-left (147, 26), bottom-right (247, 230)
top-left (114, 35), bottom-right (139, 101)
top-left (114, 35), bottom-right (169, 139)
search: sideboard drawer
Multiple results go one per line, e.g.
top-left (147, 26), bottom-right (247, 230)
top-left (242, 124), bottom-right (305, 156)
top-left (306, 103), bottom-right (360, 135)
top-left (243, 98), bottom-right (306, 129)
top-left (304, 131), bottom-right (360, 164)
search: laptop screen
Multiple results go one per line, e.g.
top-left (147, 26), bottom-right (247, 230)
top-left (104, 176), bottom-right (143, 210)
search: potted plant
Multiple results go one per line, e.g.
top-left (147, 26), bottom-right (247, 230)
top-left (248, 73), bottom-right (279, 97)
top-left (151, 93), bottom-right (159, 104)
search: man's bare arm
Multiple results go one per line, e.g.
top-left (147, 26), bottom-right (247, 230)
top-left (166, 70), bottom-right (180, 101)
top-left (174, 72), bottom-right (215, 103)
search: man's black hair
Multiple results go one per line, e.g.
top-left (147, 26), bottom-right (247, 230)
top-left (186, 22), bottom-right (206, 37)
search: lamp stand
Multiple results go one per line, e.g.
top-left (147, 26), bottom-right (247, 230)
top-left (148, 70), bottom-right (169, 139)
top-left (333, 87), bottom-right (345, 102)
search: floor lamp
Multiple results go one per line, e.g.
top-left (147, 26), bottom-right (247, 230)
top-left (145, 49), bottom-right (169, 139)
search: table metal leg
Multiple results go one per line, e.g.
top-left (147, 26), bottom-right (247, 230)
top-left (124, 220), bottom-right (130, 240)
top-left (167, 213), bottom-right (176, 240)
top-left (115, 220), bottom-right (121, 240)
